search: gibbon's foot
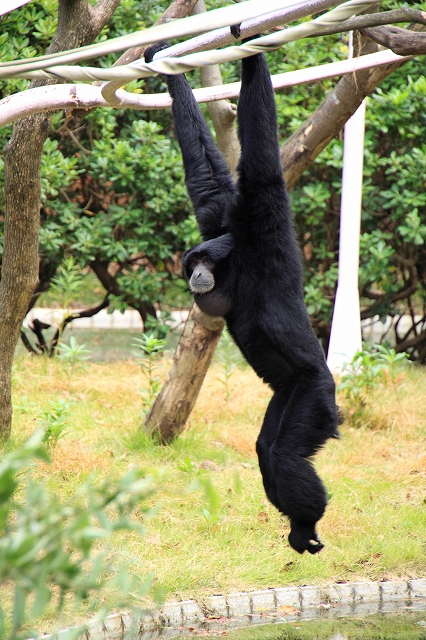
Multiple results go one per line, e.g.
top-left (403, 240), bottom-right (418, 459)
top-left (144, 42), bottom-right (170, 64)
top-left (288, 522), bottom-right (324, 555)
top-left (306, 538), bottom-right (324, 555)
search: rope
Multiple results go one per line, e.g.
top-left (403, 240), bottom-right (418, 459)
top-left (0, 0), bottom-right (335, 76)
top-left (0, 0), bottom-right (376, 81)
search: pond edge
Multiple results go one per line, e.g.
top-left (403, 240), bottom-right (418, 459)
top-left (40, 578), bottom-right (426, 639)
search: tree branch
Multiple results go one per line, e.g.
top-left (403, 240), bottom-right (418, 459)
top-left (0, 50), bottom-right (409, 128)
top-left (280, 16), bottom-right (426, 189)
top-left (0, 0), bottom-right (122, 439)
top-left (90, 0), bottom-right (122, 34)
top-left (90, 259), bottom-right (156, 323)
top-left (360, 281), bottom-right (419, 320)
top-left (49, 296), bottom-right (110, 355)
top-left (395, 328), bottom-right (426, 354)
top-left (361, 25), bottom-right (426, 56)
top-left (20, 330), bottom-right (39, 355)
top-left (112, 0), bottom-right (199, 68)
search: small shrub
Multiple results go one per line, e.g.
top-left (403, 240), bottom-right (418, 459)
top-left (132, 333), bottom-right (166, 414)
top-left (38, 399), bottom-right (71, 449)
top-left (338, 344), bottom-right (411, 427)
top-left (57, 336), bottom-right (91, 378)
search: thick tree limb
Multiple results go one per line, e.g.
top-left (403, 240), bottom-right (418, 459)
top-left (0, 50), bottom-right (409, 128)
top-left (281, 12), bottom-right (426, 189)
top-left (145, 306), bottom-right (225, 443)
top-left (100, 0), bottom-right (199, 105)
top-left (0, 0), bottom-right (343, 78)
top-left (282, 37), bottom-right (402, 188)
top-left (113, 0), bottom-right (199, 68)
top-left (307, 8), bottom-right (426, 38)
top-left (361, 25), bottom-right (426, 56)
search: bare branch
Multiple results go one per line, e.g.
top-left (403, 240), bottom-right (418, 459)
top-left (361, 25), bottom-right (426, 56)
top-left (395, 328), bottom-right (426, 354)
top-left (49, 296), bottom-right (110, 355)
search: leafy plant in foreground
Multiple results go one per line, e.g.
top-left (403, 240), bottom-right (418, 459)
top-left (0, 430), bottom-right (159, 639)
top-left (338, 347), bottom-right (385, 410)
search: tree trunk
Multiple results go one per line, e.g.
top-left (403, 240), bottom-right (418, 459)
top-left (0, 0), bottom-right (121, 440)
top-left (144, 0), bottom-right (239, 442)
top-left (145, 6), bottom-right (421, 443)
top-left (146, 306), bottom-right (224, 442)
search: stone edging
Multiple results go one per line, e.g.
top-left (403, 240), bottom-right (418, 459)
top-left (77, 579), bottom-right (426, 639)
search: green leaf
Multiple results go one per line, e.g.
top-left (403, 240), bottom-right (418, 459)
top-left (12, 584), bottom-right (26, 634)
top-left (31, 585), bottom-right (52, 619)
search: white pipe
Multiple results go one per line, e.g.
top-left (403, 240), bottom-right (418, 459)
top-left (0, 0), bottom-right (32, 15)
top-left (327, 35), bottom-right (365, 374)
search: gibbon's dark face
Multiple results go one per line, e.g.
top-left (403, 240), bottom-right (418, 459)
top-left (186, 257), bottom-right (215, 294)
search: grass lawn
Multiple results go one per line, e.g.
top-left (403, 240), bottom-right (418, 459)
top-left (4, 347), bottom-right (426, 630)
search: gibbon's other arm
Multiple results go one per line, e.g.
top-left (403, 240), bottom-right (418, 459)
top-left (144, 44), bottom-right (238, 241)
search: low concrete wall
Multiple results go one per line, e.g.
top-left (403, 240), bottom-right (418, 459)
top-left (24, 308), bottom-right (189, 331)
top-left (25, 308), bottom-right (423, 347)
top-left (42, 579), bottom-right (426, 639)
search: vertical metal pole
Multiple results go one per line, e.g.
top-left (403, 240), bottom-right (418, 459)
top-left (327, 34), bottom-right (365, 373)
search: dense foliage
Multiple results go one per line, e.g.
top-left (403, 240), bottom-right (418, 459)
top-left (0, 0), bottom-right (425, 359)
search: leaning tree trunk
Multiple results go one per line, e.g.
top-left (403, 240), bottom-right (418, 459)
top-left (145, 5), bottom-right (421, 443)
top-left (146, 307), bottom-right (225, 442)
top-left (0, 0), bottom-right (122, 440)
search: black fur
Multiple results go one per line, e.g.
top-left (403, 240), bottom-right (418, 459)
top-left (145, 44), bottom-right (340, 554)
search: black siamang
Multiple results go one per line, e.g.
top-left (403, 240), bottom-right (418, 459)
top-left (145, 44), bottom-right (340, 554)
